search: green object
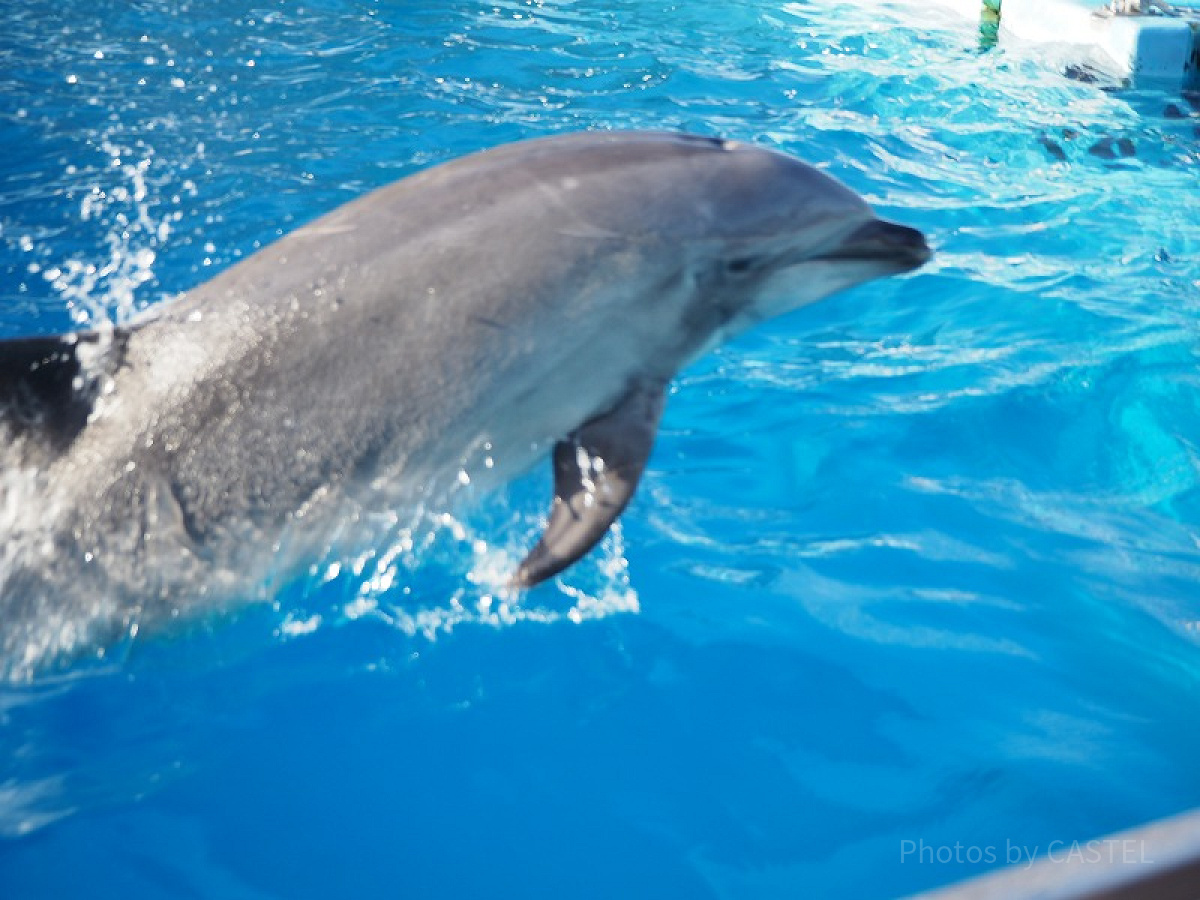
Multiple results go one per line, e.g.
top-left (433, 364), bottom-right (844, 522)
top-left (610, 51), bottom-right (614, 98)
top-left (980, 0), bottom-right (1002, 49)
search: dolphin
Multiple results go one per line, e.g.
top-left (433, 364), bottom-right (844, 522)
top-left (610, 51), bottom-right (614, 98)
top-left (0, 130), bottom-right (929, 677)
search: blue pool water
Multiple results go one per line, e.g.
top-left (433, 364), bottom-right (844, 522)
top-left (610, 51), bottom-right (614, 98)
top-left (3, 0), bottom-right (1200, 897)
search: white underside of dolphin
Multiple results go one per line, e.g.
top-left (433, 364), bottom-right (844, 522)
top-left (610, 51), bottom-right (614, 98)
top-left (0, 130), bottom-right (930, 678)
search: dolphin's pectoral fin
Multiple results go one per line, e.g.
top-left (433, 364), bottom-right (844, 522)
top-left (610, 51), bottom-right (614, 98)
top-left (512, 379), bottom-right (666, 589)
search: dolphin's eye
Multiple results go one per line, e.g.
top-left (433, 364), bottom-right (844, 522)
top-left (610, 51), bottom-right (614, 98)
top-left (726, 255), bottom-right (761, 274)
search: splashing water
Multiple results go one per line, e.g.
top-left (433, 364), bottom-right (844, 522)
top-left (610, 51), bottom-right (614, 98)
top-left (15, 141), bottom-right (180, 332)
top-left (275, 504), bottom-right (639, 647)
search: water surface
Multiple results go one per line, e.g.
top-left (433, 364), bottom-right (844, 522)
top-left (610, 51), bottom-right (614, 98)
top-left (2, 1), bottom-right (1199, 897)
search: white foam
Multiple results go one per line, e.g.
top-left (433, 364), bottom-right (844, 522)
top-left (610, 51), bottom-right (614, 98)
top-left (289, 506), bottom-right (641, 644)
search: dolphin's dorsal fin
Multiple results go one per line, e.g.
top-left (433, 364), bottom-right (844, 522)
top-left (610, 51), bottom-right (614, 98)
top-left (512, 379), bottom-right (666, 588)
top-left (0, 329), bottom-right (131, 454)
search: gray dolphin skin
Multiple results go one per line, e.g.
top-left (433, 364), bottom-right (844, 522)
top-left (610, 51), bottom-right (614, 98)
top-left (0, 130), bottom-right (930, 678)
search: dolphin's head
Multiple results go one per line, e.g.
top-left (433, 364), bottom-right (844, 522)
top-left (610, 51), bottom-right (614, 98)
top-left (522, 133), bottom-right (929, 366)
top-left (659, 135), bottom-right (931, 343)
top-left (475, 130), bottom-right (932, 383)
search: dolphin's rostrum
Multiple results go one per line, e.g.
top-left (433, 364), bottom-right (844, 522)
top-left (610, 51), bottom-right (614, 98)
top-left (0, 131), bottom-right (930, 677)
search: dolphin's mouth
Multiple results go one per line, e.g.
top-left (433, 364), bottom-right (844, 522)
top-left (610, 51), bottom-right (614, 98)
top-left (816, 219), bottom-right (932, 271)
